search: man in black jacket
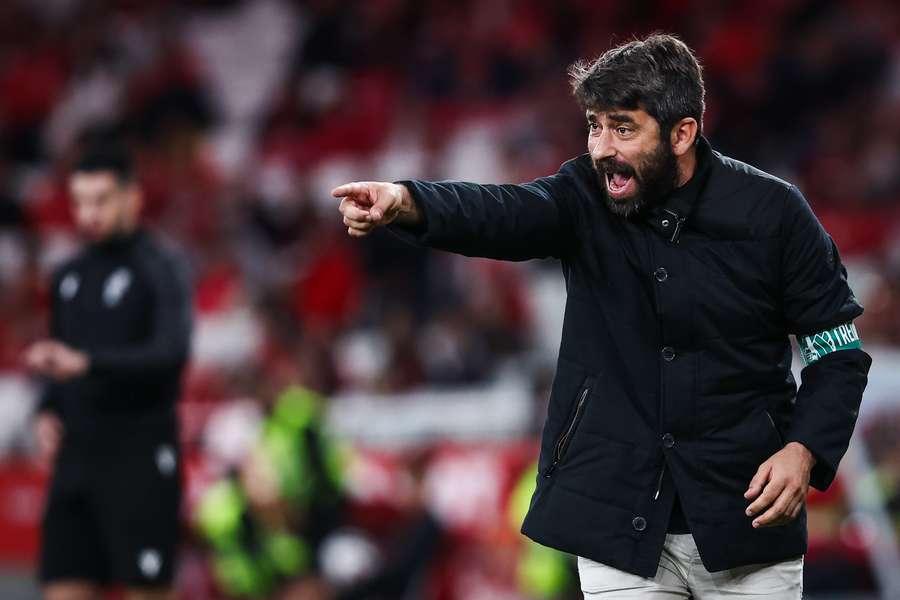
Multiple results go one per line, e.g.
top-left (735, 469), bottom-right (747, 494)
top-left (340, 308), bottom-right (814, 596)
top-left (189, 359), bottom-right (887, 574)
top-left (332, 34), bottom-right (870, 598)
top-left (26, 143), bottom-right (191, 600)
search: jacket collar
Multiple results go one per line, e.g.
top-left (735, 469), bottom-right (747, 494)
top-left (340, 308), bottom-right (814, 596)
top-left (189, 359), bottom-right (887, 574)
top-left (87, 227), bottom-right (145, 255)
top-left (643, 136), bottom-right (713, 244)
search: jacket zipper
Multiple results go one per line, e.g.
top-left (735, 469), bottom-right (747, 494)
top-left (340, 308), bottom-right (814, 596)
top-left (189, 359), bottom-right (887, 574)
top-left (543, 386), bottom-right (591, 478)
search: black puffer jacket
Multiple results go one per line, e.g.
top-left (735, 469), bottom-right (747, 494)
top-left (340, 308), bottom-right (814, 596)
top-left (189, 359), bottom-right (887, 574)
top-left (390, 137), bottom-right (870, 577)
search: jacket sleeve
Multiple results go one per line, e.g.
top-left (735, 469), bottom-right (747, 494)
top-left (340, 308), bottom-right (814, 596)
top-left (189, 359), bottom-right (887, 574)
top-left (36, 270), bottom-right (64, 414)
top-left (88, 249), bottom-right (193, 380)
top-left (36, 384), bottom-right (61, 414)
top-left (779, 184), bottom-right (871, 490)
top-left (387, 162), bottom-right (579, 260)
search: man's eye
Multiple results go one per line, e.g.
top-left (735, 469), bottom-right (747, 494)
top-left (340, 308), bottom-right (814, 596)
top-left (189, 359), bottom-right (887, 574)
top-left (588, 122), bottom-right (598, 131)
top-left (617, 127), bottom-right (631, 135)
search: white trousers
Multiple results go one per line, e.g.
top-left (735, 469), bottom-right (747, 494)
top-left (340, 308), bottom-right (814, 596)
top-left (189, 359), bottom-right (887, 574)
top-left (578, 534), bottom-right (803, 599)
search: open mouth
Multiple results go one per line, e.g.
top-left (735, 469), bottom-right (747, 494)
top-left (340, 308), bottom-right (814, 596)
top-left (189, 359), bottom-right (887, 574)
top-left (605, 170), bottom-right (635, 199)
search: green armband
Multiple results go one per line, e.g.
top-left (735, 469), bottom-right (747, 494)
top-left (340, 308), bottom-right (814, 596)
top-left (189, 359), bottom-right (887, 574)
top-left (799, 321), bottom-right (861, 366)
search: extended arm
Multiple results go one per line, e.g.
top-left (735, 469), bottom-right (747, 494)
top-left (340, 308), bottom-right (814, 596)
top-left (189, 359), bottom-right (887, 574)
top-left (333, 163), bottom-right (579, 261)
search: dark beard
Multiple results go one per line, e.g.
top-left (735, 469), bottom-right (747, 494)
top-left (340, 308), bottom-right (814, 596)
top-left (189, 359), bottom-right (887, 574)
top-left (593, 140), bottom-right (680, 219)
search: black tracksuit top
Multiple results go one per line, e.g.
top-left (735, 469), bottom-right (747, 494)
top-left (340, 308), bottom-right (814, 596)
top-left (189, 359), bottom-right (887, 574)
top-left (39, 229), bottom-right (192, 440)
top-left (391, 137), bottom-right (871, 576)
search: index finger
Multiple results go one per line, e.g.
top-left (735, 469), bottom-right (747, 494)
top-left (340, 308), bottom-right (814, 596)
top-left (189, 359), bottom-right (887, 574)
top-left (331, 182), bottom-right (370, 202)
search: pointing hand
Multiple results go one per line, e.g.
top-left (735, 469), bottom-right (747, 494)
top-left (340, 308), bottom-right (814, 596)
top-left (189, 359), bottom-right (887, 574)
top-left (331, 181), bottom-right (416, 238)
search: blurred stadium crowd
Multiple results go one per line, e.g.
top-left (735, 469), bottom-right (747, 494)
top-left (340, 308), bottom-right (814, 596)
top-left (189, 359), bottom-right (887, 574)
top-left (0, 0), bottom-right (899, 598)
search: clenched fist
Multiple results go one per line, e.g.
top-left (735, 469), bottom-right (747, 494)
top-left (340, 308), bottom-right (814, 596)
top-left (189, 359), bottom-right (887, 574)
top-left (331, 181), bottom-right (420, 238)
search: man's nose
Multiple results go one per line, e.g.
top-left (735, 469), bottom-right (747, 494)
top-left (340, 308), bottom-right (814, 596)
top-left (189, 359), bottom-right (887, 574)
top-left (590, 130), bottom-right (617, 161)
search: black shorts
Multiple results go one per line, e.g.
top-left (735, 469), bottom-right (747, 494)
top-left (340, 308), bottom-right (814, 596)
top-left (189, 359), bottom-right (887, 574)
top-left (39, 424), bottom-right (182, 587)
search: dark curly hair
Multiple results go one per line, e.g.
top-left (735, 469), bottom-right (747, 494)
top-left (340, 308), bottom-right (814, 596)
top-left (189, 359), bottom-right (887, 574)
top-left (73, 141), bottom-right (135, 184)
top-left (569, 34), bottom-right (705, 143)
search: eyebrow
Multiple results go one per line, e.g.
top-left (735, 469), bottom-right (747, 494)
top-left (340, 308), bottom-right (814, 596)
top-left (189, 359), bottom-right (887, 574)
top-left (585, 112), bottom-right (638, 125)
top-left (607, 113), bottom-right (637, 124)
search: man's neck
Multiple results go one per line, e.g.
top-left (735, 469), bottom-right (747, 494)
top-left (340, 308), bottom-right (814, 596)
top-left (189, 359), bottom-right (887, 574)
top-left (90, 226), bottom-right (140, 249)
top-left (676, 147), bottom-right (698, 188)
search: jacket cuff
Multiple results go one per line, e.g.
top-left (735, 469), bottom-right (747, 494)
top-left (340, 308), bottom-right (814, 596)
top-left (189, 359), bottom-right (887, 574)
top-left (385, 180), bottom-right (432, 246)
top-left (784, 433), bottom-right (834, 491)
top-left (784, 348), bottom-right (871, 491)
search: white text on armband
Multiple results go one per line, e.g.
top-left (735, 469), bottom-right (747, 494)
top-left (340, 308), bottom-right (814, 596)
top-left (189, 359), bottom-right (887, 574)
top-left (799, 321), bottom-right (861, 366)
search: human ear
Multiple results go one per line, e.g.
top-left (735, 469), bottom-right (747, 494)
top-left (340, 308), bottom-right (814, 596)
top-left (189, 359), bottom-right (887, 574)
top-left (124, 184), bottom-right (143, 221)
top-left (669, 118), bottom-right (698, 157)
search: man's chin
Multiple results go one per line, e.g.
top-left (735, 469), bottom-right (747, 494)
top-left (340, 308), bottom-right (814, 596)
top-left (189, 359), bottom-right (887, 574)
top-left (80, 230), bottom-right (112, 243)
top-left (605, 194), bottom-right (646, 218)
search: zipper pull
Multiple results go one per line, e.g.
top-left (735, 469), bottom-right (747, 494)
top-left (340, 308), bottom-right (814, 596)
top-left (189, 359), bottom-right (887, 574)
top-left (663, 209), bottom-right (686, 244)
top-left (653, 464), bottom-right (666, 500)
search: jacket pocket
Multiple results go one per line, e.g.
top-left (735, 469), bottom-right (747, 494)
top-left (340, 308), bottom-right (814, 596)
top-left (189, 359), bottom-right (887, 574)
top-left (543, 377), bottom-right (593, 478)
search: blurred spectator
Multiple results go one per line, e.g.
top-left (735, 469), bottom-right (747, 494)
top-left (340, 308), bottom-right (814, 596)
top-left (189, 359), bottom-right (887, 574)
top-left (195, 386), bottom-right (345, 598)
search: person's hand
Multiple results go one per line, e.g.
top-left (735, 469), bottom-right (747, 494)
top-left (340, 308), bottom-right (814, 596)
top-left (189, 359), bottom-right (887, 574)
top-left (34, 411), bottom-right (63, 467)
top-left (47, 342), bottom-right (89, 379)
top-left (24, 340), bottom-right (89, 381)
top-left (24, 340), bottom-right (57, 374)
top-left (744, 441), bottom-right (816, 528)
top-left (331, 181), bottom-right (418, 238)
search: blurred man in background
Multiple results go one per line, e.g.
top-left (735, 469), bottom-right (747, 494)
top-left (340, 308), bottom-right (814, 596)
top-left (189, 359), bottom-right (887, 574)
top-left (333, 34), bottom-right (871, 598)
top-left (25, 143), bottom-right (192, 600)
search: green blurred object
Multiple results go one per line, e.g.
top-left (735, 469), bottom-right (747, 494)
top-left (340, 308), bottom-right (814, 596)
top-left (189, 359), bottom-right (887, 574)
top-left (518, 542), bottom-right (573, 599)
top-left (196, 479), bottom-right (244, 549)
top-left (508, 463), bottom-right (574, 599)
top-left (195, 386), bottom-right (344, 598)
top-left (197, 478), bottom-right (306, 597)
top-left (212, 551), bottom-right (273, 598)
top-left (263, 386), bottom-right (346, 504)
